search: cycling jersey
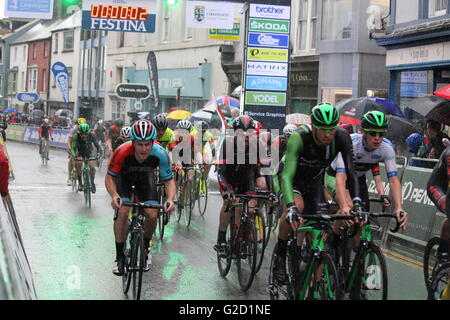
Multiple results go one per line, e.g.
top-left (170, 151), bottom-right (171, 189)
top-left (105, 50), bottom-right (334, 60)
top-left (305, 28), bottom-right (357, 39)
top-left (108, 142), bottom-right (173, 205)
top-left (112, 136), bottom-right (128, 152)
top-left (0, 147), bottom-right (9, 196)
top-left (68, 125), bottom-right (78, 137)
top-left (281, 125), bottom-right (360, 209)
top-left (39, 125), bottom-right (53, 139)
top-left (173, 134), bottom-right (199, 166)
top-left (70, 132), bottom-right (101, 158)
top-left (94, 126), bottom-right (107, 142)
top-left (156, 128), bottom-right (176, 151)
top-left (108, 125), bottom-right (122, 148)
top-left (330, 134), bottom-right (398, 178)
top-left (427, 146), bottom-right (450, 218)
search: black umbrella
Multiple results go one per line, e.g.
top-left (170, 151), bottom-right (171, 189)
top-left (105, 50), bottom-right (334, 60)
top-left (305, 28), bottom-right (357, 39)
top-left (336, 97), bottom-right (399, 119)
top-left (384, 115), bottom-right (420, 143)
top-left (30, 109), bottom-right (44, 119)
top-left (404, 95), bottom-right (450, 125)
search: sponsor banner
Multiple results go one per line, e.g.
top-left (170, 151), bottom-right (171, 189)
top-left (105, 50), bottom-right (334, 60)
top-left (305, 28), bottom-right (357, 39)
top-left (400, 83), bottom-right (427, 97)
top-left (247, 47), bottom-right (288, 62)
top-left (5, 0), bottom-right (53, 19)
top-left (249, 18), bottom-right (289, 33)
top-left (248, 32), bottom-right (289, 48)
top-left (81, 0), bottom-right (157, 33)
top-left (244, 105), bottom-right (287, 131)
top-left (246, 76), bottom-right (287, 91)
top-left (23, 127), bottom-right (70, 148)
top-left (209, 20), bottom-right (241, 41)
top-left (246, 61), bottom-right (288, 77)
top-left (51, 62), bottom-right (69, 107)
top-left (186, 1), bottom-right (234, 29)
top-left (16, 92), bottom-right (39, 103)
top-left (5, 125), bottom-right (25, 142)
top-left (249, 3), bottom-right (291, 20)
top-left (245, 91), bottom-right (286, 106)
top-left (147, 52), bottom-right (160, 112)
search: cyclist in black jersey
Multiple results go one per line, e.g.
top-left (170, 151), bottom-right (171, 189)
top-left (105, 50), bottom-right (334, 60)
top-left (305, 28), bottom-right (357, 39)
top-left (272, 103), bottom-right (362, 283)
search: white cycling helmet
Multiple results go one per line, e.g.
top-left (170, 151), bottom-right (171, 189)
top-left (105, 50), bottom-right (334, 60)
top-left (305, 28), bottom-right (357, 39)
top-left (120, 126), bottom-right (131, 138)
top-left (283, 124), bottom-right (297, 137)
top-left (176, 119), bottom-right (192, 131)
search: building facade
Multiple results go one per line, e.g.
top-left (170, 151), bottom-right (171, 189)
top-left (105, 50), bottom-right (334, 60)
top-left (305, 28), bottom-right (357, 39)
top-left (375, 0), bottom-right (450, 114)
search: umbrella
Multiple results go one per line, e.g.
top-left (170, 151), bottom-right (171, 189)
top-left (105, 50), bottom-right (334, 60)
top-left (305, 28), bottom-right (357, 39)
top-left (231, 85), bottom-right (242, 98)
top-left (286, 113), bottom-right (311, 125)
top-left (137, 112), bottom-right (150, 119)
top-left (384, 115), bottom-right (419, 143)
top-left (203, 96), bottom-right (240, 117)
top-left (166, 109), bottom-right (191, 120)
top-left (54, 108), bottom-right (73, 118)
top-left (434, 84), bottom-right (450, 99)
top-left (336, 97), bottom-right (401, 125)
top-left (404, 95), bottom-right (450, 126)
top-left (4, 107), bottom-right (17, 113)
top-left (203, 103), bottom-right (231, 118)
top-left (361, 97), bottom-right (403, 117)
top-left (30, 109), bottom-right (44, 119)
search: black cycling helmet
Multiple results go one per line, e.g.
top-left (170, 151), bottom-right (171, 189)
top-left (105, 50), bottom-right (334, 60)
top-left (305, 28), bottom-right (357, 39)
top-left (115, 118), bottom-right (124, 127)
top-left (361, 111), bottom-right (389, 132)
top-left (310, 103), bottom-right (340, 129)
top-left (152, 114), bottom-right (168, 130)
top-left (233, 115), bottom-right (255, 131)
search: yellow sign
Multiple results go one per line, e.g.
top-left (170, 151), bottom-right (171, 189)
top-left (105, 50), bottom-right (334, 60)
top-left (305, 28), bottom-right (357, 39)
top-left (209, 19), bottom-right (240, 41)
top-left (247, 47), bottom-right (288, 62)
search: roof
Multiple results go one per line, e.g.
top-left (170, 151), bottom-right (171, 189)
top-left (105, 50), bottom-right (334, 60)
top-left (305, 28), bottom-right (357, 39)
top-left (0, 19), bottom-right (39, 41)
top-left (50, 10), bottom-right (81, 32)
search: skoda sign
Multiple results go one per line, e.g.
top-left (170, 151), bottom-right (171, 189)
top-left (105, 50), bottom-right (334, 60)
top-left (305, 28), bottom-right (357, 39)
top-left (116, 83), bottom-right (150, 99)
top-left (16, 92), bottom-right (40, 103)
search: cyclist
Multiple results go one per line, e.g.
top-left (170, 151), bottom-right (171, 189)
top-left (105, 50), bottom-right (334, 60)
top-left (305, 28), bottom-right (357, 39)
top-left (214, 115), bottom-right (273, 256)
top-left (69, 123), bottom-right (101, 193)
top-left (107, 118), bottom-right (124, 154)
top-left (112, 127), bottom-right (131, 151)
top-left (94, 120), bottom-right (108, 150)
top-left (152, 114), bottom-right (176, 150)
top-left (272, 103), bottom-right (363, 283)
top-left (39, 118), bottom-right (53, 160)
top-left (326, 111), bottom-right (408, 247)
top-left (427, 145), bottom-right (450, 299)
top-left (105, 119), bottom-right (176, 276)
top-left (193, 120), bottom-right (216, 186)
top-left (66, 118), bottom-right (86, 185)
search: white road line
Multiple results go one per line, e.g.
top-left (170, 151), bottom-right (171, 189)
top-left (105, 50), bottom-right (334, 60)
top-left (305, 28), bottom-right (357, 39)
top-left (10, 185), bottom-right (106, 191)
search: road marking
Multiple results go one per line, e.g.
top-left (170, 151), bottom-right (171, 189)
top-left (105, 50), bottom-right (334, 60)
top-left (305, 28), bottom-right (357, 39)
top-left (10, 185), bottom-right (106, 191)
top-left (381, 248), bottom-right (423, 271)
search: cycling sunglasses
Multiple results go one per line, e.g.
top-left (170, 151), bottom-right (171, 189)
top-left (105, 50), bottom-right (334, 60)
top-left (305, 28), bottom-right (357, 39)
top-left (313, 125), bottom-right (338, 133)
top-left (366, 131), bottom-right (385, 137)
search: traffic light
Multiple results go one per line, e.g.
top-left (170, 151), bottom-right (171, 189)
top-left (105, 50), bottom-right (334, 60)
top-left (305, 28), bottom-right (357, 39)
top-left (164, 0), bottom-right (180, 7)
top-left (61, 0), bottom-right (81, 14)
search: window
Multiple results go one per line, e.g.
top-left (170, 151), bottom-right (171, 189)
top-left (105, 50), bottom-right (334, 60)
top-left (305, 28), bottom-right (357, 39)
top-left (184, 1), bottom-right (193, 41)
top-left (28, 68), bottom-right (38, 91)
top-left (0, 46), bottom-right (2, 64)
top-left (8, 71), bottom-right (17, 94)
top-left (0, 74), bottom-right (3, 91)
top-left (161, 4), bottom-right (170, 42)
top-left (396, 0), bottom-right (419, 24)
top-left (63, 31), bottom-right (74, 51)
top-left (321, 0), bottom-right (353, 40)
top-left (33, 44), bottom-right (36, 59)
top-left (54, 33), bottom-right (59, 53)
top-left (21, 72), bottom-right (25, 91)
top-left (42, 69), bottom-right (47, 92)
top-left (44, 42), bottom-right (48, 57)
top-left (14, 47), bottom-right (17, 61)
top-left (23, 45), bottom-right (26, 60)
top-left (118, 32), bottom-right (125, 48)
top-left (430, 0), bottom-right (448, 17)
top-left (67, 67), bottom-right (72, 88)
top-left (297, 0), bottom-right (317, 52)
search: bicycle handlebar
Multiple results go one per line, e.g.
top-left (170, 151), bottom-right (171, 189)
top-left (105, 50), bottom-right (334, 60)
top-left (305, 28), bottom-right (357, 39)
top-left (121, 200), bottom-right (164, 210)
top-left (351, 210), bottom-right (402, 233)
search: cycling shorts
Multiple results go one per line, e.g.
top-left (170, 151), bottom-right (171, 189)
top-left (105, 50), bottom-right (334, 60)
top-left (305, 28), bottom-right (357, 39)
top-left (116, 174), bottom-right (159, 205)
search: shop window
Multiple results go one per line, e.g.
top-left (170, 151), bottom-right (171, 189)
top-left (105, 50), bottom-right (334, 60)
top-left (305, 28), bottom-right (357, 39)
top-left (321, 88), bottom-right (352, 105)
top-left (321, 0), bottom-right (353, 40)
top-left (395, 0), bottom-right (419, 24)
top-left (429, 0), bottom-right (448, 17)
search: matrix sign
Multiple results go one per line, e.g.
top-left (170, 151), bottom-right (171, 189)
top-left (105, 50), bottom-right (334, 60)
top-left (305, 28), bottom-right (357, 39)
top-left (243, 2), bottom-right (291, 130)
top-left (81, 0), bottom-right (156, 33)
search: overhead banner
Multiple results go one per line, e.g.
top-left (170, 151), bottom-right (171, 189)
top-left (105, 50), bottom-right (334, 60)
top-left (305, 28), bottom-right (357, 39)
top-left (186, 1), bottom-right (235, 29)
top-left (4, 0), bottom-right (53, 19)
top-left (81, 0), bottom-right (157, 33)
top-left (243, 1), bottom-right (291, 130)
top-left (209, 19), bottom-right (241, 41)
top-left (51, 62), bottom-right (69, 107)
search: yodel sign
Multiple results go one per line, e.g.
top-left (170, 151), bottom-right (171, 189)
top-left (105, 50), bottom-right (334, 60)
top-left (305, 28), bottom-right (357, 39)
top-left (115, 83), bottom-right (150, 99)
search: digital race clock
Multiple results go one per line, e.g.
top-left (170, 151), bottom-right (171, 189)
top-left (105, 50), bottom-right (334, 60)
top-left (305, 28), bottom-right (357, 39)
top-left (90, 5), bottom-right (148, 21)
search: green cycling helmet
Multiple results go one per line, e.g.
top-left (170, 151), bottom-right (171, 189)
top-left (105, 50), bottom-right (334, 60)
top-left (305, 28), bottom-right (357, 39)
top-left (78, 123), bottom-right (90, 134)
top-left (361, 111), bottom-right (389, 132)
top-left (310, 103), bottom-right (340, 129)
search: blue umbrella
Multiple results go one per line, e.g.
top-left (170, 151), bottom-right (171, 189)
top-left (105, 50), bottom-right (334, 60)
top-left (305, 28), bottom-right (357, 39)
top-left (4, 107), bottom-right (17, 113)
top-left (362, 97), bottom-right (404, 117)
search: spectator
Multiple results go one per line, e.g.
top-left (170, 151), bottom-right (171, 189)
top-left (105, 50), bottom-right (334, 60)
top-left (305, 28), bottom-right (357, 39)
top-left (406, 133), bottom-right (426, 167)
top-left (420, 120), bottom-right (449, 160)
top-left (0, 146), bottom-right (9, 197)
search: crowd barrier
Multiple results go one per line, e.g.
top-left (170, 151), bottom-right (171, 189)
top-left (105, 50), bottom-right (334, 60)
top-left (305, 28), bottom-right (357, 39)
top-left (5, 124), bottom-right (70, 149)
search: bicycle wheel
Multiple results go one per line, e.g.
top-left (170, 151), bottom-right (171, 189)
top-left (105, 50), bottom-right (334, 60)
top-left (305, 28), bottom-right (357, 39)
top-left (83, 170), bottom-right (91, 208)
top-left (236, 219), bottom-right (257, 292)
top-left (176, 184), bottom-right (184, 223)
top-left (197, 177), bottom-right (208, 216)
top-left (254, 209), bottom-right (266, 274)
top-left (351, 243), bottom-right (387, 300)
top-left (423, 237), bottom-right (441, 291)
top-left (132, 229), bottom-right (145, 300)
top-left (71, 168), bottom-right (77, 192)
top-left (301, 253), bottom-right (341, 300)
top-left (183, 180), bottom-right (193, 228)
top-left (122, 231), bottom-right (132, 294)
top-left (271, 204), bottom-right (281, 231)
top-left (261, 202), bottom-right (272, 248)
top-left (268, 243), bottom-right (294, 300)
top-left (217, 215), bottom-right (233, 278)
top-left (428, 263), bottom-right (450, 300)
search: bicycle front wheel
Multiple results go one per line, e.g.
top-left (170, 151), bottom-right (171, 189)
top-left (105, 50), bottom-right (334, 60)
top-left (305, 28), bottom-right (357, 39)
top-left (423, 237), bottom-right (441, 291)
top-left (197, 178), bottom-right (208, 216)
top-left (268, 243), bottom-right (293, 300)
top-left (122, 234), bottom-right (132, 294)
top-left (217, 216), bottom-right (233, 278)
top-left (254, 209), bottom-right (266, 274)
top-left (183, 180), bottom-right (193, 228)
top-left (351, 243), bottom-right (388, 300)
top-left (83, 171), bottom-right (91, 208)
top-left (236, 219), bottom-right (257, 292)
top-left (428, 263), bottom-right (450, 300)
top-left (176, 184), bottom-right (184, 223)
top-left (132, 230), bottom-right (145, 300)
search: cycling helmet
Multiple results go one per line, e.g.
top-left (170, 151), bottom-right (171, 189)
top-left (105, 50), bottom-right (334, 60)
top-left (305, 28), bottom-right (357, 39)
top-left (78, 123), bottom-right (89, 134)
top-left (152, 114), bottom-right (168, 130)
top-left (43, 118), bottom-right (49, 124)
top-left (195, 120), bottom-right (209, 131)
top-left (361, 111), bottom-right (389, 132)
top-left (176, 119), bottom-right (192, 131)
top-left (115, 118), bottom-right (124, 127)
top-left (120, 126), bottom-right (131, 139)
top-left (283, 124), bottom-right (297, 137)
top-left (310, 103), bottom-right (340, 129)
top-left (131, 119), bottom-right (156, 141)
top-left (98, 120), bottom-right (103, 125)
top-left (406, 133), bottom-right (424, 154)
top-left (77, 117), bottom-right (87, 125)
top-left (233, 115), bottom-right (255, 131)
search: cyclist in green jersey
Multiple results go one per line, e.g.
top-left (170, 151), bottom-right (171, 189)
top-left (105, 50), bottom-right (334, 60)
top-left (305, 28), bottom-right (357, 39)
top-left (193, 121), bottom-right (216, 183)
top-left (152, 114), bottom-right (176, 161)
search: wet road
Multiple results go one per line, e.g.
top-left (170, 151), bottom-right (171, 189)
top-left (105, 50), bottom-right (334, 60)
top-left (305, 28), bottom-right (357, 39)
top-left (6, 141), bottom-right (428, 300)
